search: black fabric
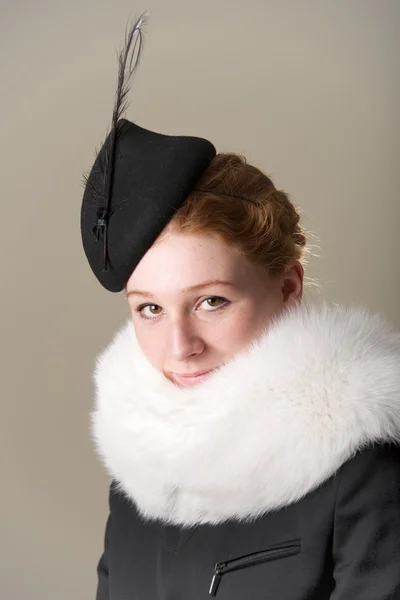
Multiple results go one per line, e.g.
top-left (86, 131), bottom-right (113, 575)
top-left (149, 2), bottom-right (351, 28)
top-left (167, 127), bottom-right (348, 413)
top-left (95, 443), bottom-right (400, 600)
top-left (81, 119), bottom-right (216, 292)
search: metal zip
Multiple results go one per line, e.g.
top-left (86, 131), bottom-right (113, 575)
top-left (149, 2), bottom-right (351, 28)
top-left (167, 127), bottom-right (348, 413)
top-left (209, 564), bottom-right (225, 596)
top-left (209, 542), bottom-right (301, 596)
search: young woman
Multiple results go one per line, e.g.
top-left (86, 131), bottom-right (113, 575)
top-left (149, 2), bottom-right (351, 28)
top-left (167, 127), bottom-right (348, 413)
top-left (81, 16), bottom-right (400, 600)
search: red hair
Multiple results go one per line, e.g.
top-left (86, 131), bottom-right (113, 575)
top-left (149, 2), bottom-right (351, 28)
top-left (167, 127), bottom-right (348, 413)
top-left (164, 153), bottom-right (308, 276)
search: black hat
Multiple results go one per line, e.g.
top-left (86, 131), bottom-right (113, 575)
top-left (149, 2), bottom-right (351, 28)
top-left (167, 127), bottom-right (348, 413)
top-left (80, 14), bottom-right (216, 292)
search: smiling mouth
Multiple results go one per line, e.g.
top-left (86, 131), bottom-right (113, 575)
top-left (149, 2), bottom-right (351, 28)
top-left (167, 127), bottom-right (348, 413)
top-left (171, 369), bottom-right (215, 386)
top-left (176, 370), bottom-right (213, 378)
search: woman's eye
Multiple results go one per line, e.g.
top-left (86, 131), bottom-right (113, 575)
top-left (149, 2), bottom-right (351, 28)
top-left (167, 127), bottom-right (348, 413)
top-left (201, 296), bottom-right (227, 310)
top-left (137, 304), bottom-right (163, 319)
top-left (135, 297), bottom-right (228, 319)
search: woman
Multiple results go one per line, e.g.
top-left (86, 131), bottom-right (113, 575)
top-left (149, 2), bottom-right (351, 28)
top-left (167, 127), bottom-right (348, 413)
top-left (81, 16), bottom-right (400, 600)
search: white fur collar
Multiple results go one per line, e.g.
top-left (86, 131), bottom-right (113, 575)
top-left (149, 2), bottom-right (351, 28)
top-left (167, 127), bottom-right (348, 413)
top-left (91, 303), bottom-right (400, 526)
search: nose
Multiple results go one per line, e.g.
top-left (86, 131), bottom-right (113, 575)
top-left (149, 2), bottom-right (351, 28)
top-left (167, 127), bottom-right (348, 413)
top-left (167, 317), bottom-right (205, 361)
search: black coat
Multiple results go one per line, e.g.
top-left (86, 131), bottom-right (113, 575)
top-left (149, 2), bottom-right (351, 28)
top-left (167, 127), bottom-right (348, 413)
top-left (95, 443), bottom-right (400, 600)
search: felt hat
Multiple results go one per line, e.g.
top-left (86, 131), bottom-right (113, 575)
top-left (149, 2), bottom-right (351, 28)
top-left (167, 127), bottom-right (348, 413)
top-left (80, 14), bottom-right (216, 292)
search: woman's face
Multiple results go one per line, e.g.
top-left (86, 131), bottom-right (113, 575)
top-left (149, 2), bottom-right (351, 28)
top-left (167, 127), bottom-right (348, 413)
top-left (126, 231), bottom-right (303, 387)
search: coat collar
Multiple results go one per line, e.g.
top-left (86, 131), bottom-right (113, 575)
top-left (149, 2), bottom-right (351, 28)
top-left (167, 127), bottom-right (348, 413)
top-left (91, 303), bottom-right (400, 526)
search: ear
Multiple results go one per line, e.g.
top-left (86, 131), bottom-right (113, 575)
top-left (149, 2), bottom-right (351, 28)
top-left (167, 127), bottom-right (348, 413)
top-left (282, 262), bottom-right (304, 305)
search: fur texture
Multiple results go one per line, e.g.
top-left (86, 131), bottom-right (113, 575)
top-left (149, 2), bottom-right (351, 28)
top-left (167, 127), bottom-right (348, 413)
top-left (90, 303), bottom-right (400, 526)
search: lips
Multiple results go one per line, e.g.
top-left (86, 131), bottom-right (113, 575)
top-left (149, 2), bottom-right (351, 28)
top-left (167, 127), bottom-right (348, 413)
top-left (180, 370), bottom-right (212, 377)
top-left (171, 369), bottom-right (215, 387)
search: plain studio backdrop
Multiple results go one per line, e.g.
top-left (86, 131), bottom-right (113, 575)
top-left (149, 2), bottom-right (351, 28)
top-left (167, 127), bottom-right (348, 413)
top-left (1, 0), bottom-right (399, 598)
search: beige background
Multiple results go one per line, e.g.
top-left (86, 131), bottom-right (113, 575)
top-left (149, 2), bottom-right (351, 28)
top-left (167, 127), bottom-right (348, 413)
top-left (1, 0), bottom-right (399, 598)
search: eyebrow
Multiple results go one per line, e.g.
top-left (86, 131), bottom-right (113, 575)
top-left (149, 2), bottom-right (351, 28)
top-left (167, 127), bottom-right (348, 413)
top-left (126, 280), bottom-right (235, 298)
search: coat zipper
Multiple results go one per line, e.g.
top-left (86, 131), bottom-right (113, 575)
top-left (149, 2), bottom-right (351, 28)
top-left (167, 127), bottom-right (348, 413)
top-left (209, 541), bottom-right (301, 596)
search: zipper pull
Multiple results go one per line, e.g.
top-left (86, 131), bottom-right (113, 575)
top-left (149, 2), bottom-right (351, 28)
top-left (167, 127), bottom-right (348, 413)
top-left (209, 572), bottom-right (221, 596)
top-left (209, 563), bottom-right (225, 596)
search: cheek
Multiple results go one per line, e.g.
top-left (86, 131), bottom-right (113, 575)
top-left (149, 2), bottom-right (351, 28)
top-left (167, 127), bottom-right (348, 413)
top-left (220, 302), bottom-right (282, 353)
top-left (134, 323), bottom-right (165, 368)
top-left (219, 318), bottom-right (259, 352)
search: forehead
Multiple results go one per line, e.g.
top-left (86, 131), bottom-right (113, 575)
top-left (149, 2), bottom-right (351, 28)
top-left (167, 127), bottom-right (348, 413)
top-left (127, 232), bottom-right (247, 292)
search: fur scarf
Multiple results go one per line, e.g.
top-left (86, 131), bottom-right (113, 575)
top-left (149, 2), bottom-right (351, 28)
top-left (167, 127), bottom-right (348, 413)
top-left (91, 303), bottom-right (400, 526)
